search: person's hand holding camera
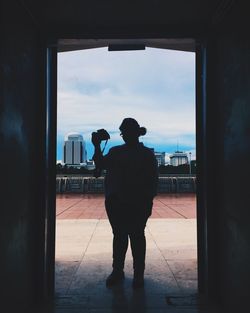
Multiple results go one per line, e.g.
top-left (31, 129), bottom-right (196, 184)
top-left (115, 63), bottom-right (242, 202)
top-left (91, 132), bottom-right (102, 147)
top-left (92, 129), bottom-right (110, 147)
top-left (92, 129), bottom-right (110, 178)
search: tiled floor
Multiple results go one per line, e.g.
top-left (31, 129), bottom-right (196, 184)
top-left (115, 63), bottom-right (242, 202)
top-left (56, 194), bottom-right (196, 219)
top-left (54, 194), bottom-right (219, 312)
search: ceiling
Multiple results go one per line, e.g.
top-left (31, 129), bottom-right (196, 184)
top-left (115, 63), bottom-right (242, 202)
top-left (57, 38), bottom-right (196, 52)
top-left (19, 0), bottom-right (236, 52)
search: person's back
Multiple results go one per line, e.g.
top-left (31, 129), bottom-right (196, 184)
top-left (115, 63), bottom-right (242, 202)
top-left (104, 143), bottom-right (158, 203)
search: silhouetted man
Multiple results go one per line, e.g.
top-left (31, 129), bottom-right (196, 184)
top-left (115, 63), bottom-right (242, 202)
top-left (92, 118), bottom-right (158, 288)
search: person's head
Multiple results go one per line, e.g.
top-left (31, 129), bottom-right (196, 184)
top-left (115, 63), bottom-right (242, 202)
top-left (119, 118), bottom-right (147, 144)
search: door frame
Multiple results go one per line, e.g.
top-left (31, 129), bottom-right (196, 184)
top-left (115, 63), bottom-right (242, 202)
top-left (44, 38), bottom-right (209, 301)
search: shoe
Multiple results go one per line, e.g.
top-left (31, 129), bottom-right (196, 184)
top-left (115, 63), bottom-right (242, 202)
top-left (106, 270), bottom-right (125, 287)
top-left (132, 275), bottom-right (144, 289)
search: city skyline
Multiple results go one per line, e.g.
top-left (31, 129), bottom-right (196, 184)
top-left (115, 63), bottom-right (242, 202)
top-left (58, 130), bottom-right (193, 164)
top-left (57, 47), bottom-right (196, 162)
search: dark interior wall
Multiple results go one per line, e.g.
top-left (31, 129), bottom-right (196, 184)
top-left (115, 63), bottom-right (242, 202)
top-left (207, 15), bottom-right (250, 311)
top-left (1, 1), bottom-right (250, 312)
top-left (218, 34), bottom-right (250, 310)
top-left (1, 1), bottom-right (46, 311)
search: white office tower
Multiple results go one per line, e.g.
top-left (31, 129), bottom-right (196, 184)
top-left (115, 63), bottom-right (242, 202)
top-left (63, 133), bottom-right (87, 165)
top-left (169, 151), bottom-right (188, 166)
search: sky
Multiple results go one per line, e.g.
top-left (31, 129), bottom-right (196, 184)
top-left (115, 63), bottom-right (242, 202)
top-left (57, 47), bottom-right (195, 163)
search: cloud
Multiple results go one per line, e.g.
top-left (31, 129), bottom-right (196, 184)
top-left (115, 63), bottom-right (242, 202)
top-left (58, 47), bottom-right (194, 89)
top-left (57, 47), bottom-right (195, 159)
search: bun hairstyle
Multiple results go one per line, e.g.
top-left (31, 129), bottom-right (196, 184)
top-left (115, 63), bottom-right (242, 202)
top-left (139, 126), bottom-right (147, 136)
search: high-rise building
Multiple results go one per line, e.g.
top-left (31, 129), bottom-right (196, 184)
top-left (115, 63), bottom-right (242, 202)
top-left (169, 151), bottom-right (188, 166)
top-left (154, 151), bottom-right (166, 166)
top-left (149, 148), bottom-right (166, 167)
top-left (63, 133), bottom-right (87, 165)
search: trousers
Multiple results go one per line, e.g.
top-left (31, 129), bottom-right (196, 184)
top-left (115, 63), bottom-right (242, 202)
top-left (105, 195), bottom-right (153, 274)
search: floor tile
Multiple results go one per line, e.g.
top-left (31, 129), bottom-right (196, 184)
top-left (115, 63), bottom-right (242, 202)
top-left (53, 193), bottom-right (216, 312)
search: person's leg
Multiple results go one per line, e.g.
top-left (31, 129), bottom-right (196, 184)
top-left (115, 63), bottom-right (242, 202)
top-left (129, 201), bottom-right (152, 288)
top-left (130, 229), bottom-right (146, 274)
top-left (111, 229), bottom-right (128, 272)
top-left (105, 196), bottom-right (128, 286)
top-left (129, 218), bottom-right (147, 286)
top-left (105, 230), bottom-right (128, 287)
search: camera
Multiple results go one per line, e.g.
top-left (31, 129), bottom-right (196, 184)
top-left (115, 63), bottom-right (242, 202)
top-left (92, 128), bottom-right (110, 141)
top-left (92, 129), bottom-right (110, 178)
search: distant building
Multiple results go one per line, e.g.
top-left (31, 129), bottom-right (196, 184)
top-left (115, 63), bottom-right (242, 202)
top-left (169, 151), bottom-right (188, 166)
top-left (85, 159), bottom-right (95, 170)
top-left (154, 151), bottom-right (166, 166)
top-left (149, 148), bottom-right (166, 167)
top-left (63, 133), bottom-right (87, 165)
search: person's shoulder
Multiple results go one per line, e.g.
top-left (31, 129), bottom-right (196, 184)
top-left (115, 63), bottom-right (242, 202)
top-left (140, 145), bottom-right (157, 162)
top-left (108, 144), bottom-right (126, 153)
top-left (140, 144), bottom-right (155, 155)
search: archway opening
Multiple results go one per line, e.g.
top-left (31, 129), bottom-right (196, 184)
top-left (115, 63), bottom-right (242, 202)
top-left (55, 43), bottom-right (197, 309)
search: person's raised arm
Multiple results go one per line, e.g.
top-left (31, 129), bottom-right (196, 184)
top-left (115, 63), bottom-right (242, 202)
top-left (92, 132), bottom-right (104, 169)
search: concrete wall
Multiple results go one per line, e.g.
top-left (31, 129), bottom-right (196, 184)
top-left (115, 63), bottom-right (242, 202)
top-left (207, 11), bottom-right (250, 310)
top-left (1, 1), bottom-right (46, 311)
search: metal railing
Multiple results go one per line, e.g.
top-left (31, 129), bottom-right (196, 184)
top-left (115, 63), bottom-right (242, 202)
top-left (56, 176), bottom-right (196, 194)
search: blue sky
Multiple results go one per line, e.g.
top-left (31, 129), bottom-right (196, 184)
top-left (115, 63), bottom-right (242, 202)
top-left (57, 47), bottom-right (195, 162)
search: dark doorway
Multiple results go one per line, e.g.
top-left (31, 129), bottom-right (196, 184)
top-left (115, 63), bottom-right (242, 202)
top-left (46, 39), bottom-right (206, 310)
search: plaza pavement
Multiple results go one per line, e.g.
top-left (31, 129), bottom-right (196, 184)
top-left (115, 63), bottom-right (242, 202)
top-left (54, 194), bottom-right (216, 312)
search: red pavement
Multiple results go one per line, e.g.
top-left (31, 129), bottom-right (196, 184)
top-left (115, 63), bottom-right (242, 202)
top-left (56, 194), bottom-right (196, 219)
